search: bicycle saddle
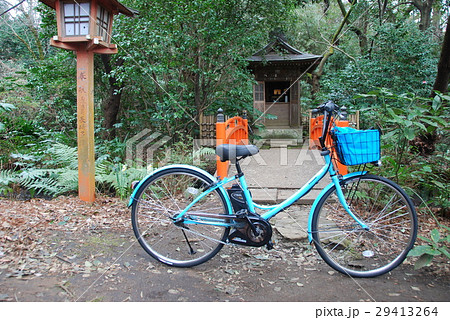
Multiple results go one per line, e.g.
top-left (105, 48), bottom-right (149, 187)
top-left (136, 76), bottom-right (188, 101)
top-left (216, 144), bottom-right (259, 162)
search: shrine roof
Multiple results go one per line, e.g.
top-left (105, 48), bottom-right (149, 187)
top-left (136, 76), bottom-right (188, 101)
top-left (248, 36), bottom-right (322, 64)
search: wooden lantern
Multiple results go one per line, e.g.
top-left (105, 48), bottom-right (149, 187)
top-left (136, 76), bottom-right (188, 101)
top-left (40, 0), bottom-right (135, 54)
top-left (39, 0), bottom-right (135, 202)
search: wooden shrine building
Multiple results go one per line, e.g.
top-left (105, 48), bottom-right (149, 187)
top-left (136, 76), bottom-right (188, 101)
top-left (247, 36), bottom-right (322, 132)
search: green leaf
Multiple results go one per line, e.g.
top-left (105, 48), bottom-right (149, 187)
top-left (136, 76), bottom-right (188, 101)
top-left (404, 127), bottom-right (416, 141)
top-left (431, 229), bottom-right (441, 243)
top-left (432, 181), bottom-right (446, 189)
top-left (438, 247), bottom-right (450, 259)
top-left (421, 118), bottom-right (440, 128)
top-left (414, 253), bottom-right (433, 270)
top-left (427, 116), bottom-right (448, 127)
top-left (387, 108), bottom-right (401, 121)
top-left (428, 248), bottom-right (442, 256)
top-left (431, 95), bottom-right (441, 111)
top-left (382, 130), bottom-right (396, 139)
top-left (0, 102), bottom-right (15, 112)
top-left (415, 122), bottom-right (427, 132)
top-left (408, 245), bottom-right (432, 256)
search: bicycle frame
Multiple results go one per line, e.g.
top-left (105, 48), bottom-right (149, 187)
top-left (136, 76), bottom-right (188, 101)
top-left (159, 152), bottom-right (369, 243)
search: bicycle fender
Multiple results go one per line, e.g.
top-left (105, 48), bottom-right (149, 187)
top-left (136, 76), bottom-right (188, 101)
top-left (307, 171), bottom-right (367, 243)
top-left (127, 164), bottom-right (232, 214)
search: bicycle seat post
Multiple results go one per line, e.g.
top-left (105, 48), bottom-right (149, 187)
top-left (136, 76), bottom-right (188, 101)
top-left (234, 159), bottom-right (244, 177)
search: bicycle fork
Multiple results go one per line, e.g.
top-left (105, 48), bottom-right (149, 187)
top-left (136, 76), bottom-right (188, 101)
top-left (330, 174), bottom-right (369, 230)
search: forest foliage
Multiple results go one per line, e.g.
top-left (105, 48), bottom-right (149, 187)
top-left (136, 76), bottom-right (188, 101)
top-left (0, 0), bottom-right (449, 223)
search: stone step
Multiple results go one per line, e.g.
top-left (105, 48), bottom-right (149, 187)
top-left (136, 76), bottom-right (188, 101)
top-left (271, 205), bottom-right (310, 240)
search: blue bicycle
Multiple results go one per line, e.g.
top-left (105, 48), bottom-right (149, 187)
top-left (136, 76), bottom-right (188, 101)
top-left (128, 101), bottom-right (418, 278)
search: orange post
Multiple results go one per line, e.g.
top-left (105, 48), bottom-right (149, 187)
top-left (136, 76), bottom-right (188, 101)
top-left (76, 50), bottom-right (96, 202)
top-left (215, 109), bottom-right (249, 179)
top-left (216, 109), bottom-right (227, 179)
top-left (309, 113), bottom-right (348, 175)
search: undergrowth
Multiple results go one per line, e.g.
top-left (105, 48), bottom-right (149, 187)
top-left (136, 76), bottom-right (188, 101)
top-left (0, 140), bottom-right (215, 200)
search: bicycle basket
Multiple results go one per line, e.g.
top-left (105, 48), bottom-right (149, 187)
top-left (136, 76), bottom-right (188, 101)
top-left (332, 127), bottom-right (380, 166)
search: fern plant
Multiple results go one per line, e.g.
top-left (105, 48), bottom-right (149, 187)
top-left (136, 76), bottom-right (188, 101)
top-left (1, 141), bottom-right (156, 199)
top-left (96, 158), bottom-right (149, 199)
top-left (45, 142), bottom-right (79, 169)
top-left (0, 102), bottom-right (16, 132)
top-left (0, 169), bottom-right (18, 195)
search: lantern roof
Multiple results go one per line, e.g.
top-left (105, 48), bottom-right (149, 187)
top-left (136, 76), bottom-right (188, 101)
top-left (248, 36), bottom-right (322, 65)
top-left (39, 0), bottom-right (137, 17)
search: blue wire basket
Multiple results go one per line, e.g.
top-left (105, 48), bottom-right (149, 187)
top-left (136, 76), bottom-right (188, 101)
top-left (333, 127), bottom-right (381, 166)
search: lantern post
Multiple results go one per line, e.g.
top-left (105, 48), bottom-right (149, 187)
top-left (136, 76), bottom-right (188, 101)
top-left (39, 0), bottom-right (136, 202)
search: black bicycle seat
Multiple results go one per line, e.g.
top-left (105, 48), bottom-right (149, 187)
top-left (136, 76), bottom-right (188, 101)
top-left (216, 144), bottom-right (259, 162)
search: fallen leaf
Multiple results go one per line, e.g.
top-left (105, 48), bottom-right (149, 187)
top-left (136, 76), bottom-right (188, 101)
top-left (0, 294), bottom-right (9, 301)
top-left (388, 293), bottom-right (400, 296)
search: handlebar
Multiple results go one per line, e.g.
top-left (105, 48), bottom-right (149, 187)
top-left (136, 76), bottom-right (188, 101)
top-left (312, 100), bottom-right (339, 114)
top-left (312, 101), bottom-right (340, 149)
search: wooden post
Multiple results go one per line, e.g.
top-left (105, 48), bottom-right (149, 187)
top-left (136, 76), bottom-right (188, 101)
top-left (38, 0), bottom-right (136, 203)
top-left (76, 49), bottom-right (96, 202)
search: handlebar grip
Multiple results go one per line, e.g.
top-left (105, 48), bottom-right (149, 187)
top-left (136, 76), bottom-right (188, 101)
top-left (311, 101), bottom-right (339, 114)
top-left (324, 100), bottom-right (338, 112)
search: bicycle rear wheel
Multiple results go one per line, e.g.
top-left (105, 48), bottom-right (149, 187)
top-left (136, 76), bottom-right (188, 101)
top-left (131, 167), bottom-right (230, 267)
top-left (311, 174), bottom-right (417, 277)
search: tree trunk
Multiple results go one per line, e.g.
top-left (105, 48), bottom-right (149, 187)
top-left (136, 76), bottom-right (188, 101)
top-left (412, 17), bottom-right (449, 155)
top-left (432, 17), bottom-right (450, 95)
top-left (412, 0), bottom-right (435, 31)
top-left (101, 55), bottom-right (124, 139)
top-left (377, 0), bottom-right (388, 22)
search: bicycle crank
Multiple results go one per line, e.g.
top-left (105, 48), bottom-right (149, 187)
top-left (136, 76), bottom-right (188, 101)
top-left (228, 212), bottom-right (272, 247)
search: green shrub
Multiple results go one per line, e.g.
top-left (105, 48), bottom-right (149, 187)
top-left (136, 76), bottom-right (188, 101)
top-left (408, 227), bottom-right (450, 270)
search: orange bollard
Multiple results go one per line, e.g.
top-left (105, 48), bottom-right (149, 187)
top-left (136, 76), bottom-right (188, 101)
top-left (309, 114), bottom-right (348, 175)
top-left (216, 112), bottom-right (228, 180)
top-left (215, 109), bottom-right (249, 180)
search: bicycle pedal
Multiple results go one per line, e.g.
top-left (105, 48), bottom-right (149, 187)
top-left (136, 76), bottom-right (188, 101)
top-left (266, 240), bottom-right (274, 250)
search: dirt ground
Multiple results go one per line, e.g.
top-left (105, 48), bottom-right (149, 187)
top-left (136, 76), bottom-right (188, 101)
top-left (0, 196), bottom-right (449, 303)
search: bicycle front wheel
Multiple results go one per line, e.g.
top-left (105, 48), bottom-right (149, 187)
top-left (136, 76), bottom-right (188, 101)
top-left (131, 167), bottom-right (231, 267)
top-left (311, 174), bottom-right (417, 277)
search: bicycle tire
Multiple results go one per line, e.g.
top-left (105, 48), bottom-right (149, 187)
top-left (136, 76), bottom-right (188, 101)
top-left (131, 166), bottom-right (231, 267)
top-left (311, 174), bottom-right (417, 277)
